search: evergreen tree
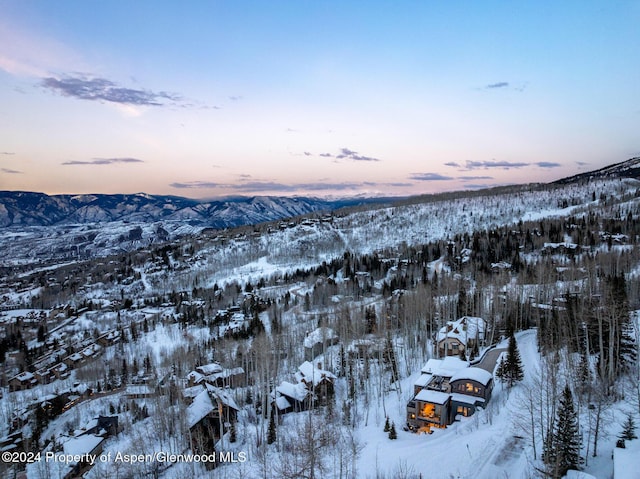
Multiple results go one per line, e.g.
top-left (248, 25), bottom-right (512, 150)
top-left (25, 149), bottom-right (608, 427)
top-left (545, 385), bottom-right (580, 478)
top-left (504, 334), bottom-right (524, 387)
top-left (495, 356), bottom-right (507, 384)
top-left (267, 413), bottom-right (277, 444)
top-left (229, 422), bottom-right (237, 443)
top-left (121, 358), bottom-right (129, 383)
top-left (384, 416), bottom-right (391, 433)
top-left (388, 422), bottom-right (397, 440)
top-left (619, 412), bottom-right (638, 441)
top-left (382, 336), bottom-right (399, 383)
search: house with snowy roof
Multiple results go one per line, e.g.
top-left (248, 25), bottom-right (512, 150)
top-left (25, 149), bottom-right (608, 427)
top-left (187, 386), bottom-right (239, 459)
top-left (272, 361), bottom-right (337, 414)
top-left (274, 381), bottom-right (312, 413)
top-left (436, 316), bottom-right (486, 358)
top-left (60, 434), bottom-right (105, 479)
top-left (186, 363), bottom-right (246, 388)
top-left (9, 371), bottom-right (37, 391)
top-left (406, 359), bottom-right (493, 432)
top-left (304, 326), bottom-right (339, 360)
top-left (296, 361), bottom-right (336, 403)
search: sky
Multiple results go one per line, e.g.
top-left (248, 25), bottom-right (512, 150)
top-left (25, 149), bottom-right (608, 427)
top-left (0, 1), bottom-right (639, 199)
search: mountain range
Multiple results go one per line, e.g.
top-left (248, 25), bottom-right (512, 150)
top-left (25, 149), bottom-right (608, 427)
top-left (0, 192), bottom-right (391, 228)
top-left (1, 157), bottom-right (639, 228)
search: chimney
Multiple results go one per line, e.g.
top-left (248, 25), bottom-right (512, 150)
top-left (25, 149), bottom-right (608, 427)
top-left (317, 362), bottom-right (322, 370)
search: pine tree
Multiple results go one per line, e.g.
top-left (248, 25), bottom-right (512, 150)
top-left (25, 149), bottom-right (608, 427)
top-left (495, 356), bottom-right (507, 385)
top-left (545, 385), bottom-right (580, 478)
top-left (505, 334), bottom-right (524, 387)
top-left (619, 412), bottom-right (638, 441)
top-left (267, 413), bottom-right (277, 444)
top-left (388, 422), bottom-right (397, 440)
top-left (384, 416), bottom-right (391, 432)
top-left (229, 422), bottom-right (237, 443)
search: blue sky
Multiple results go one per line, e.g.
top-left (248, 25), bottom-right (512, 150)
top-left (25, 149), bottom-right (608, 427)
top-left (0, 1), bottom-right (638, 198)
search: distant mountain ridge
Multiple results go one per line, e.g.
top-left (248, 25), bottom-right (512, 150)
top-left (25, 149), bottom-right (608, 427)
top-left (2, 157), bottom-right (638, 228)
top-left (553, 157), bottom-right (640, 184)
top-left (0, 192), bottom-right (383, 228)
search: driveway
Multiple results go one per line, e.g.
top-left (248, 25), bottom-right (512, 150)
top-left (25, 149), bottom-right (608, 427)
top-left (475, 346), bottom-right (506, 374)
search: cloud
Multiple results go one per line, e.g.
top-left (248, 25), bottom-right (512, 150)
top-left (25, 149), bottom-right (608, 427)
top-left (485, 82), bottom-right (509, 89)
top-left (42, 75), bottom-right (183, 106)
top-left (319, 153), bottom-right (333, 158)
top-left (409, 173), bottom-right (454, 181)
top-left (170, 181), bottom-right (223, 189)
top-left (575, 161), bottom-right (589, 166)
top-left (335, 147), bottom-right (380, 162)
top-left (444, 161), bottom-right (461, 168)
top-left (229, 96), bottom-right (243, 101)
top-left (535, 161), bottom-right (561, 168)
top-left (62, 157), bottom-right (144, 166)
top-left (464, 160), bottom-right (529, 170)
top-left (303, 152), bottom-right (312, 156)
top-left (458, 175), bottom-right (494, 180)
top-left (170, 179), bottom-right (408, 193)
top-left (1, 167), bottom-right (22, 174)
top-left (1, 151), bottom-right (15, 155)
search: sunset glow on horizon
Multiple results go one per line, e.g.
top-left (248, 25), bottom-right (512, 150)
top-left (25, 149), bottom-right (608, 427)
top-left (1, 1), bottom-right (639, 199)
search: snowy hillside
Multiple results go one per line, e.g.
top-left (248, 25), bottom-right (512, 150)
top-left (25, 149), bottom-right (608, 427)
top-left (1, 168), bottom-right (639, 479)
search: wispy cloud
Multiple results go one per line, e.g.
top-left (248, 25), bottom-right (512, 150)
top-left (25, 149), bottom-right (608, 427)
top-left (485, 82), bottom-right (509, 89)
top-left (479, 81), bottom-right (528, 92)
top-left (446, 159), bottom-right (558, 171)
top-left (336, 147), bottom-right (380, 162)
top-left (535, 161), bottom-right (561, 168)
top-left (409, 173), bottom-right (454, 181)
top-left (1, 151), bottom-right (15, 155)
top-left (62, 157), bottom-right (144, 166)
top-left (170, 179), bottom-right (405, 193)
top-left (42, 75), bottom-right (184, 107)
top-left (170, 181), bottom-right (223, 189)
top-left (304, 148), bottom-right (381, 162)
top-left (458, 175), bottom-right (494, 180)
top-left (1, 167), bottom-right (23, 174)
top-left (464, 160), bottom-right (529, 170)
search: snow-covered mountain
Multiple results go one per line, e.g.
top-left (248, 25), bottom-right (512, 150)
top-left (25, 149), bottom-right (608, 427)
top-left (0, 192), bottom-right (384, 228)
top-left (554, 156), bottom-right (640, 184)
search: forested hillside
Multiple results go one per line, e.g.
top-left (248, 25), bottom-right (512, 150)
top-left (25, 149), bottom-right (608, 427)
top-left (1, 174), bottom-right (639, 478)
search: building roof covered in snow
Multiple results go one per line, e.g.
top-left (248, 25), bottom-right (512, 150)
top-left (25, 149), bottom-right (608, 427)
top-left (414, 389), bottom-right (451, 404)
top-left (276, 381), bottom-right (310, 402)
top-left (63, 434), bottom-right (104, 458)
top-left (435, 357), bottom-right (469, 377)
top-left (421, 358), bottom-right (443, 374)
top-left (613, 439), bottom-right (640, 479)
top-left (450, 367), bottom-right (493, 386)
top-left (296, 361), bottom-right (336, 387)
top-left (303, 327), bottom-right (338, 349)
top-left (204, 383), bottom-right (240, 411)
top-left (196, 363), bottom-right (224, 376)
top-left (187, 389), bottom-right (215, 428)
top-left (436, 316), bottom-right (486, 344)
